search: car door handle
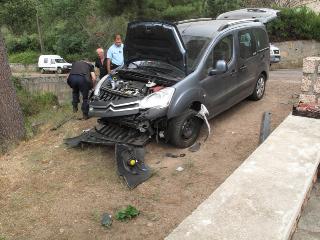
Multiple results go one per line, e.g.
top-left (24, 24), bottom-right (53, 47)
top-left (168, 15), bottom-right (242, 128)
top-left (239, 65), bottom-right (247, 71)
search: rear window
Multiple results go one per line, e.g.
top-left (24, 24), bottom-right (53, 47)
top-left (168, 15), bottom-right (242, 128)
top-left (253, 28), bottom-right (268, 51)
top-left (238, 30), bottom-right (256, 59)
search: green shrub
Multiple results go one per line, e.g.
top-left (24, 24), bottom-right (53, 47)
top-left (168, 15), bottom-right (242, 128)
top-left (9, 50), bottom-right (39, 64)
top-left (268, 7), bottom-right (320, 42)
top-left (115, 205), bottom-right (140, 222)
top-left (17, 91), bottom-right (59, 117)
top-left (12, 77), bottom-right (59, 116)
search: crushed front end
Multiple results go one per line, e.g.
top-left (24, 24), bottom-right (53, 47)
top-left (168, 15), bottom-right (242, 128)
top-left (88, 66), bottom-right (182, 144)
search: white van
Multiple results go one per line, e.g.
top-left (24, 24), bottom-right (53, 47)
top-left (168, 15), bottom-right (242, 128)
top-left (270, 44), bottom-right (281, 64)
top-left (38, 55), bottom-right (72, 74)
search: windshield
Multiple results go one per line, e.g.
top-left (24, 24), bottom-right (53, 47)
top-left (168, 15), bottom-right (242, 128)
top-left (181, 35), bottom-right (212, 72)
top-left (55, 58), bottom-right (66, 63)
top-left (127, 60), bottom-right (185, 79)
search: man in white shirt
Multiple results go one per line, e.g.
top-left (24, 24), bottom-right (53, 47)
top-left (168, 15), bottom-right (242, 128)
top-left (106, 34), bottom-right (124, 74)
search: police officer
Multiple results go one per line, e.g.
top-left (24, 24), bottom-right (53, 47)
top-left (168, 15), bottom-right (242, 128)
top-left (106, 34), bottom-right (124, 74)
top-left (67, 60), bottom-right (96, 119)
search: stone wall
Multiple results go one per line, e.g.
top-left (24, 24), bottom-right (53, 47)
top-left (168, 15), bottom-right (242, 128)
top-left (10, 63), bottom-right (38, 73)
top-left (300, 57), bottom-right (320, 104)
top-left (271, 40), bottom-right (320, 70)
top-left (20, 75), bottom-right (71, 104)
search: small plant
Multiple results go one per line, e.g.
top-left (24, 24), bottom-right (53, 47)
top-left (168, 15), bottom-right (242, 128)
top-left (115, 205), bottom-right (140, 222)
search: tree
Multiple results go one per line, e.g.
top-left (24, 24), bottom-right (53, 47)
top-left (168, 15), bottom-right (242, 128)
top-left (0, 32), bottom-right (25, 144)
top-left (206, 0), bottom-right (243, 18)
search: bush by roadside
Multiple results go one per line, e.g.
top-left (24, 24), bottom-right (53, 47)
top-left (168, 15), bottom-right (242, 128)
top-left (9, 50), bottom-right (39, 64)
top-left (268, 7), bottom-right (320, 42)
top-left (11, 76), bottom-right (70, 140)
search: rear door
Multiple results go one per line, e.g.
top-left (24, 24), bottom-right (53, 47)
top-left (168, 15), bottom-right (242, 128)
top-left (217, 8), bottom-right (279, 23)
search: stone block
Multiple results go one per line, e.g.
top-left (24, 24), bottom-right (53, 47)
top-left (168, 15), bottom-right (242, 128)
top-left (301, 75), bottom-right (313, 92)
top-left (299, 94), bottom-right (316, 103)
top-left (315, 77), bottom-right (320, 94)
top-left (303, 57), bottom-right (320, 74)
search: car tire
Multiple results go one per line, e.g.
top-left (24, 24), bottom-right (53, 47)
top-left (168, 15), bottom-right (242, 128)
top-left (40, 68), bottom-right (45, 74)
top-left (57, 68), bottom-right (62, 74)
top-left (250, 74), bottom-right (266, 101)
top-left (168, 109), bottom-right (202, 148)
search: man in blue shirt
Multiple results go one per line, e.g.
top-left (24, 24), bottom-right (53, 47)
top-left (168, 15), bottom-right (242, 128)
top-left (106, 34), bottom-right (124, 74)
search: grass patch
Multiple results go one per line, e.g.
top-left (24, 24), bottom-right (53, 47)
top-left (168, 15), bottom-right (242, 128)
top-left (11, 76), bottom-right (72, 139)
top-left (115, 205), bottom-right (140, 222)
top-left (0, 235), bottom-right (7, 240)
top-left (9, 50), bottom-right (39, 64)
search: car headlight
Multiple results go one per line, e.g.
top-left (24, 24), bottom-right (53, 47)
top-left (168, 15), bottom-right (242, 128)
top-left (94, 75), bottom-right (109, 96)
top-left (140, 87), bottom-right (175, 109)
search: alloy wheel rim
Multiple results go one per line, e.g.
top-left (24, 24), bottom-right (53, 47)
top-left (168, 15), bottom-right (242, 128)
top-left (256, 77), bottom-right (265, 98)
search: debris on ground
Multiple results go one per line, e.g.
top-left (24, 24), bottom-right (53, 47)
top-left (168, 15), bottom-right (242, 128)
top-left (115, 205), bottom-right (140, 222)
top-left (259, 112), bottom-right (272, 144)
top-left (293, 102), bottom-right (320, 119)
top-left (116, 144), bottom-right (151, 189)
top-left (50, 115), bottom-right (74, 131)
top-left (188, 142), bottom-right (201, 152)
top-left (176, 166), bottom-right (184, 172)
top-left (101, 213), bottom-right (112, 228)
top-left (165, 153), bottom-right (186, 158)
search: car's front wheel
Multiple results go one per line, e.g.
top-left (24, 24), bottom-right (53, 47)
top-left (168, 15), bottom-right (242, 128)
top-left (168, 109), bottom-right (202, 148)
top-left (57, 68), bottom-right (62, 74)
top-left (250, 74), bottom-right (266, 101)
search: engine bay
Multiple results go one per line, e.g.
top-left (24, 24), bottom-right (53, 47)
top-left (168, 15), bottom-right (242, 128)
top-left (99, 70), bottom-right (175, 99)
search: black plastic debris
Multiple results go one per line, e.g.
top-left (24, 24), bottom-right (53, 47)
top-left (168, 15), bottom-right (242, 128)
top-left (165, 153), bottom-right (186, 158)
top-left (115, 144), bottom-right (151, 189)
top-left (188, 142), bottom-right (201, 152)
top-left (64, 124), bottom-right (149, 148)
top-left (101, 213), bottom-right (112, 227)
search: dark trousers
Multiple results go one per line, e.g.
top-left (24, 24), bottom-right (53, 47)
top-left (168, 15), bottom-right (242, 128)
top-left (67, 74), bottom-right (92, 115)
top-left (111, 63), bottom-right (120, 70)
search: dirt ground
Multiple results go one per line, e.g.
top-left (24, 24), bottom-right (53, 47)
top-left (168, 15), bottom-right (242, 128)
top-left (0, 69), bottom-right (302, 240)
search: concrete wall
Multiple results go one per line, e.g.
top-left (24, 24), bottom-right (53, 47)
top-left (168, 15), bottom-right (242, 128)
top-left (20, 75), bottom-right (71, 104)
top-left (271, 40), bottom-right (320, 70)
top-left (10, 63), bottom-right (38, 73)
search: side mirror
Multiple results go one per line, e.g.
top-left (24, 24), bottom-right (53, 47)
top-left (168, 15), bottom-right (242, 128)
top-left (209, 60), bottom-right (227, 76)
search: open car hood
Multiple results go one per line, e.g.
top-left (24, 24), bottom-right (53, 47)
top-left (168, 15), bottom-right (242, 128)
top-left (217, 8), bottom-right (279, 24)
top-left (124, 21), bottom-right (187, 74)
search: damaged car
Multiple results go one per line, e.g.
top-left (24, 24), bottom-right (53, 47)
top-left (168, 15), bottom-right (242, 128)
top-left (88, 8), bottom-right (278, 148)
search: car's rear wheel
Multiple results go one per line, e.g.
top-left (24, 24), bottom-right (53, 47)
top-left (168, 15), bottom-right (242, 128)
top-left (168, 109), bottom-right (202, 148)
top-left (250, 74), bottom-right (266, 101)
top-left (57, 68), bottom-right (62, 74)
top-left (40, 68), bottom-right (45, 74)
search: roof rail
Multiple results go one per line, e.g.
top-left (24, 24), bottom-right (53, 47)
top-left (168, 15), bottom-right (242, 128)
top-left (218, 18), bottom-right (260, 31)
top-left (176, 18), bottom-right (213, 25)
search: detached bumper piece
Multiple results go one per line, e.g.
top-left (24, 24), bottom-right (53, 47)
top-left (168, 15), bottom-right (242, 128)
top-left (64, 123), bottom-right (151, 188)
top-left (64, 123), bottom-right (150, 148)
top-left (116, 144), bottom-right (151, 189)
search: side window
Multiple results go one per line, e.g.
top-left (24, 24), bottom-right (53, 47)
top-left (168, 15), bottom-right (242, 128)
top-left (51, 59), bottom-right (55, 64)
top-left (238, 30), bottom-right (256, 59)
top-left (44, 58), bottom-right (48, 63)
top-left (204, 35), bottom-right (233, 74)
top-left (253, 28), bottom-right (268, 51)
